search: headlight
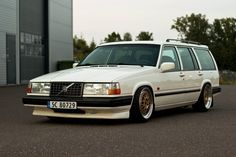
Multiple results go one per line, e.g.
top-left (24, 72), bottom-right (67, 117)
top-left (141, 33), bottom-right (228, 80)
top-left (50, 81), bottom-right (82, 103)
top-left (83, 83), bottom-right (121, 95)
top-left (27, 82), bottom-right (51, 95)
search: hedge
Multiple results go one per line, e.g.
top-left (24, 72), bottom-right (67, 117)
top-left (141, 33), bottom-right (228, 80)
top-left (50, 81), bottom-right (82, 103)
top-left (57, 61), bottom-right (75, 70)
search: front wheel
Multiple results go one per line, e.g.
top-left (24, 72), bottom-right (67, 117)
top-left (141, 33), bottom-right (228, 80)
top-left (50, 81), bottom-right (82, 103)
top-left (130, 87), bottom-right (154, 122)
top-left (193, 84), bottom-right (213, 112)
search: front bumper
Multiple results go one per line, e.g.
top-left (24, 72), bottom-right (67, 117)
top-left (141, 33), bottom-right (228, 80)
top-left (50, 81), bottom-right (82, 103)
top-left (23, 96), bottom-right (132, 119)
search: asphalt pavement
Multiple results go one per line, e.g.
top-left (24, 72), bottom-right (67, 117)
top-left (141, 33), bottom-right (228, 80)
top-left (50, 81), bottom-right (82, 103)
top-left (0, 85), bottom-right (235, 157)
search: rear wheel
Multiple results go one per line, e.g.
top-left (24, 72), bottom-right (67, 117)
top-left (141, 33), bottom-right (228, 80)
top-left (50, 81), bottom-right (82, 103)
top-left (193, 84), bottom-right (213, 112)
top-left (130, 87), bottom-right (154, 122)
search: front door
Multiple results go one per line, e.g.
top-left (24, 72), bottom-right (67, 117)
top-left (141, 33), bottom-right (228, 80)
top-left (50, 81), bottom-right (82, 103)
top-left (6, 34), bottom-right (16, 84)
top-left (155, 46), bottom-right (184, 107)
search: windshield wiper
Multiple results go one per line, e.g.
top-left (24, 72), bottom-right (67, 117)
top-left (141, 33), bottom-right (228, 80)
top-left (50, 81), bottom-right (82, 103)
top-left (107, 63), bottom-right (144, 67)
top-left (78, 63), bottom-right (144, 67)
top-left (77, 63), bottom-right (97, 67)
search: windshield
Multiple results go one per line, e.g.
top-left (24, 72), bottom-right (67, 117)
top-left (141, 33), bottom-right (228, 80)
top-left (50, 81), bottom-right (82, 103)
top-left (80, 44), bottom-right (160, 67)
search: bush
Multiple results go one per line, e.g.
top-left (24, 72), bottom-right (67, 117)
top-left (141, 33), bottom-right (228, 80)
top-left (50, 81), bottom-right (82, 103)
top-left (57, 61), bottom-right (74, 70)
top-left (220, 71), bottom-right (236, 85)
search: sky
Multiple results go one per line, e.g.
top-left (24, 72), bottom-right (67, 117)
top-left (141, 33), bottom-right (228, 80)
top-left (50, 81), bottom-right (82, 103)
top-left (73, 0), bottom-right (235, 44)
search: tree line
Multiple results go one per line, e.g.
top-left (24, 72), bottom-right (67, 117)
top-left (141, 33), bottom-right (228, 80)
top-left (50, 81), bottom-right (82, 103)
top-left (73, 31), bottom-right (153, 60)
top-left (172, 13), bottom-right (236, 71)
top-left (74, 13), bottom-right (236, 71)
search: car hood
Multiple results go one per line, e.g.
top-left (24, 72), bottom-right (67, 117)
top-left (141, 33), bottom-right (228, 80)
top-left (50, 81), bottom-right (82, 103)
top-left (31, 66), bottom-right (153, 82)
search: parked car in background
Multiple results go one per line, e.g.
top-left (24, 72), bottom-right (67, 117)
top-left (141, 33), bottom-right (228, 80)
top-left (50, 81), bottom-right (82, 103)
top-left (23, 39), bottom-right (221, 122)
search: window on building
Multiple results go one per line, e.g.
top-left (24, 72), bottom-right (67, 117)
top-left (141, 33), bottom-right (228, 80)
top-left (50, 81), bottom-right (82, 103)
top-left (20, 32), bottom-right (25, 43)
top-left (20, 32), bottom-right (45, 57)
top-left (20, 45), bottom-right (25, 55)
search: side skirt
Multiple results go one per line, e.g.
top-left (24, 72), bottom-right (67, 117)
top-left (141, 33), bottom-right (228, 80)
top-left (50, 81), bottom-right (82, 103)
top-left (155, 101), bottom-right (197, 111)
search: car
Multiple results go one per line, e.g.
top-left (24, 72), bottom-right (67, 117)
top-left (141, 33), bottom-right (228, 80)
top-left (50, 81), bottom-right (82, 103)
top-left (23, 39), bottom-right (221, 122)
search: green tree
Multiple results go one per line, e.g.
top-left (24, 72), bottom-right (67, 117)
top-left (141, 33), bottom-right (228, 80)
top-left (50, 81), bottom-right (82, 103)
top-left (171, 13), bottom-right (236, 71)
top-left (73, 35), bottom-right (96, 61)
top-left (89, 39), bottom-right (97, 52)
top-left (136, 31), bottom-right (154, 41)
top-left (171, 13), bottom-right (211, 45)
top-left (104, 32), bottom-right (122, 42)
top-left (210, 18), bottom-right (236, 70)
top-left (123, 32), bottom-right (132, 41)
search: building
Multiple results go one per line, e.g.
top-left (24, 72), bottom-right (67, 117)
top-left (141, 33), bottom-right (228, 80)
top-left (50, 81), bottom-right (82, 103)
top-left (0, 0), bottom-right (73, 85)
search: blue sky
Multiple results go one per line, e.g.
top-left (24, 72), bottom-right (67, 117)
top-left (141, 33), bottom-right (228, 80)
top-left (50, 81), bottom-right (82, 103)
top-left (73, 0), bottom-right (235, 44)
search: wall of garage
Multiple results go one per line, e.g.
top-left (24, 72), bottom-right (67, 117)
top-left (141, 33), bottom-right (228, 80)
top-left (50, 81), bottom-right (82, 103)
top-left (0, 0), bottom-right (17, 85)
top-left (0, 0), bottom-right (73, 85)
top-left (48, 0), bottom-right (73, 72)
top-left (19, 0), bottom-right (47, 84)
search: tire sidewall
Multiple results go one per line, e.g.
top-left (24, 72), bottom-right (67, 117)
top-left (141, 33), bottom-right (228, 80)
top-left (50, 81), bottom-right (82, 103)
top-left (130, 86), bottom-right (154, 122)
top-left (193, 84), bottom-right (213, 112)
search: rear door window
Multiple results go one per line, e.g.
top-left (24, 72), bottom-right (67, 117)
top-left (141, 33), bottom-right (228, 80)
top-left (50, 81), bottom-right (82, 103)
top-left (178, 47), bottom-right (196, 71)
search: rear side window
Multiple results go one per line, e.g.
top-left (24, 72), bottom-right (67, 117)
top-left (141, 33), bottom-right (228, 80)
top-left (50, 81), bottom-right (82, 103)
top-left (178, 47), bottom-right (196, 71)
top-left (194, 49), bottom-right (216, 70)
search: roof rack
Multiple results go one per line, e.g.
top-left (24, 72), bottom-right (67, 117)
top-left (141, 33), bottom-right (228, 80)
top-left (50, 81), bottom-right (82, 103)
top-left (166, 39), bottom-right (201, 45)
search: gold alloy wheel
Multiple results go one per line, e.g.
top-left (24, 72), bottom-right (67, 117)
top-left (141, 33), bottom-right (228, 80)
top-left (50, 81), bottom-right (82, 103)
top-left (138, 88), bottom-right (154, 119)
top-left (203, 84), bottom-right (213, 109)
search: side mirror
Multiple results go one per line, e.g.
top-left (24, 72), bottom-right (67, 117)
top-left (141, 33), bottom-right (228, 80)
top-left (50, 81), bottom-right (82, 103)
top-left (160, 62), bottom-right (175, 73)
top-left (72, 62), bottom-right (79, 68)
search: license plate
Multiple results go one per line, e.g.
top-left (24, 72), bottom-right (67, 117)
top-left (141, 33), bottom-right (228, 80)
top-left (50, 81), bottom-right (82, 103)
top-left (48, 101), bottom-right (77, 109)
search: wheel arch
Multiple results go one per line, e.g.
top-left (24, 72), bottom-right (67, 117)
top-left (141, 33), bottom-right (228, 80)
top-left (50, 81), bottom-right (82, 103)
top-left (198, 79), bottom-right (213, 100)
top-left (130, 82), bottom-right (155, 107)
top-left (129, 82), bottom-right (155, 121)
top-left (200, 79), bottom-right (212, 91)
top-left (132, 82), bottom-right (155, 97)
top-left (193, 79), bottom-right (214, 111)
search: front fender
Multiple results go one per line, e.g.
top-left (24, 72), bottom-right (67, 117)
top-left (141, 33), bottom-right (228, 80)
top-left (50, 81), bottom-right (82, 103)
top-left (132, 81), bottom-right (155, 97)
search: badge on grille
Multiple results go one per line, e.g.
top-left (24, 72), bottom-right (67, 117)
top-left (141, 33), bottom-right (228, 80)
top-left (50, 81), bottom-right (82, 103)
top-left (62, 86), bottom-right (68, 92)
top-left (57, 83), bottom-right (75, 95)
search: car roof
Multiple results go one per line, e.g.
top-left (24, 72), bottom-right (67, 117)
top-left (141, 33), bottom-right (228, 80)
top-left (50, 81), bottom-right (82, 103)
top-left (99, 41), bottom-right (208, 49)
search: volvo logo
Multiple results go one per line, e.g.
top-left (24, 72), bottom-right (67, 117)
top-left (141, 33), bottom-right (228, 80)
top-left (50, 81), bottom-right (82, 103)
top-left (62, 86), bottom-right (68, 92)
top-left (57, 83), bottom-right (75, 96)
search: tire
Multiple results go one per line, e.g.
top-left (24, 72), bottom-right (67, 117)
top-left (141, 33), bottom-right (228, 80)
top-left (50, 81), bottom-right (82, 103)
top-left (193, 84), bottom-right (213, 112)
top-left (130, 87), bottom-right (154, 122)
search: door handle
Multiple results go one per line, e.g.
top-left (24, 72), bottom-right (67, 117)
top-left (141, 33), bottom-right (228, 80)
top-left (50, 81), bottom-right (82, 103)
top-left (179, 72), bottom-right (185, 77)
top-left (198, 72), bottom-right (203, 76)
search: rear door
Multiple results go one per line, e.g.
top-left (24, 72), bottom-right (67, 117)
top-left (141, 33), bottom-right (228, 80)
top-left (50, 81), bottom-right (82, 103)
top-left (177, 47), bottom-right (202, 102)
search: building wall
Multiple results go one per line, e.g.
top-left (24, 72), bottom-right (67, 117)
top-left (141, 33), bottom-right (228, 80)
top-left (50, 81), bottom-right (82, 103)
top-left (0, 0), bottom-right (17, 85)
top-left (19, 0), bottom-right (47, 83)
top-left (0, 32), bottom-right (7, 85)
top-left (48, 0), bottom-right (73, 72)
top-left (0, 0), bottom-right (73, 85)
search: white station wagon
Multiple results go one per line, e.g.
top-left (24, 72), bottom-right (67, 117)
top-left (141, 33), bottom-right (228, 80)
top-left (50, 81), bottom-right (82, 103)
top-left (23, 39), bottom-right (221, 122)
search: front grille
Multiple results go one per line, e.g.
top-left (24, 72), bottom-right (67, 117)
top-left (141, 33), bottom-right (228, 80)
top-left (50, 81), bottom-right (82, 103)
top-left (50, 82), bottom-right (83, 97)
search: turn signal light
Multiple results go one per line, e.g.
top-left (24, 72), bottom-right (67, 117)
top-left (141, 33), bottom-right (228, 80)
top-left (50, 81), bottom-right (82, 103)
top-left (26, 87), bottom-right (32, 93)
top-left (108, 88), bottom-right (121, 95)
top-left (108, 83), bottom-right (121, 95)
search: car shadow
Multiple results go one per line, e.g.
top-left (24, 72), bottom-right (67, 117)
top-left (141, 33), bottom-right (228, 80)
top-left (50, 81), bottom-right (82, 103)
top-left (152, 106), bottom-right (195, 119)
top-left (39, 117), bottom-right (131, 125)
top-left (36, 107), bottom-right (196, 125)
